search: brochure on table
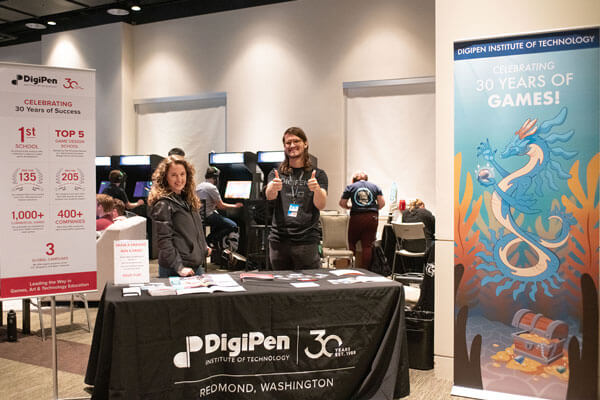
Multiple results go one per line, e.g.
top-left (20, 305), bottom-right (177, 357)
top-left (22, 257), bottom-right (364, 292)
top-left (126, 269), bottom-right (392, 297)
top-left (0, 63), bottom-right (96, 299)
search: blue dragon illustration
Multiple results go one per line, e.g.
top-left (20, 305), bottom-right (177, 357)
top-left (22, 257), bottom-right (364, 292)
top-left (475, 107), bottom-right (577, 301)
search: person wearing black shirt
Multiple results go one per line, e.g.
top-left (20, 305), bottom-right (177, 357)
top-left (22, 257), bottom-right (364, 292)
top-left (265, 127), bottom-right (328, 270)
top-left (148, 156), bottom-right (210, 277)
top-left (102, 169), bottom-right (143, 210)
top-left (401, 198), bottom-right (435, 258)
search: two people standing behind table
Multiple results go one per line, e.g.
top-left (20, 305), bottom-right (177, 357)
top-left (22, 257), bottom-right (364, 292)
top-left (265, 127), bottom-right (328, 270)
top-left (339, 171), bottom-right (385, 269)
top-left (148, 156), bottom-right (210, 277)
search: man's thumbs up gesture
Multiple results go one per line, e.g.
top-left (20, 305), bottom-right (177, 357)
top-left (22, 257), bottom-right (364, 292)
top-left (271, 170), bottom-right (283, 192)
top-left (266, 169), bottom-right (283, 200)
top-left (307, 170), bottom-right (320, 192)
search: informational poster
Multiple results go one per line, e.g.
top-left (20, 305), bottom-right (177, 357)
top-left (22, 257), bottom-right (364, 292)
top-left (0, 63), bottom-right (96, 299)
top-left (113, 240), bottom-right (149, 285)
top-left (453, 28), bottom-right (598, 399)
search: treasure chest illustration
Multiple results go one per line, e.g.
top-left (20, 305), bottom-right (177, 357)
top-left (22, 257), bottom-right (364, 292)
top-left (511, 309), bottom-right (569, 364)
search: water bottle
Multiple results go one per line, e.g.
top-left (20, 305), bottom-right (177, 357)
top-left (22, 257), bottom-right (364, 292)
top-left (7, 309), bottom-right (17, 342)
top-left (390, 181), bottom-right (398, 206)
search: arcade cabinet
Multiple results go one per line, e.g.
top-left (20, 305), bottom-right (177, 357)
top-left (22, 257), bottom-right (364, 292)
top-left (208, 151), bottom-right (262, 269)
top-left (118, 155), bottom-right (164, 258)
top-left (95, 156), bottom-right (113, 194)
top-left (117, 155), bottom-right (163, 203)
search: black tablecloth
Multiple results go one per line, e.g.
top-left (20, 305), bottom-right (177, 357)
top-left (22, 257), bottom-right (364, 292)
top-left (85, 270), bottom-right (410, 399)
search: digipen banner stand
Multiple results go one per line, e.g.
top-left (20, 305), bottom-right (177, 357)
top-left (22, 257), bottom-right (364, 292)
top-left (0, 63), bottom-right (96, 399)
top-left (453, 28), bottom-right (599, 400)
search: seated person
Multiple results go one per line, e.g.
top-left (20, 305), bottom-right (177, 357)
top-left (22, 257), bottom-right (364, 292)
top-left (401, 198), bottom-right (435, 258)
top-left (195, 167), bottom-right (242, 248)
top-left (112, 198), bottom-right (127, 222)
top-left (96, 194), bottom-right (115, 231)
top-left (102, 169), bottom-right (144, 210)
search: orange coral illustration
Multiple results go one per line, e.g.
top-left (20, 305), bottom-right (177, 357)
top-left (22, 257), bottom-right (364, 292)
top-left (455, 152), bottom-right (485, 306)
top-left (561, 153), bottom-right (599, 291)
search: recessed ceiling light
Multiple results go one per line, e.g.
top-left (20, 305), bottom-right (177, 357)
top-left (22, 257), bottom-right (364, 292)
top-left (25, 22), bottom-right (47, 30)
top-left (131, 5), bottom-right (141, 12)
top-left (107, 8), bottom-right (129, 16)
top-left (47, 21), bottom-right (57, 26)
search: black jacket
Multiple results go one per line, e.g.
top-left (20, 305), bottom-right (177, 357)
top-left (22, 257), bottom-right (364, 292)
top-left (150, 194), bottom-right (207, 274)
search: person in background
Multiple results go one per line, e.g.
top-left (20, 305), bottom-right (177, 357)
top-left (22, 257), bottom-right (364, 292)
top-left (401, 198), bottom-right (435, 255)
top-left (96, 194), bottom-right (115, 231)
top-left (148, 156), bottom-right (210, 277)
top-left (339, 171), bottom-right (385, 269)
top-left (102, 169), bottom-right (144, 210)
top-left (195, 166), bottom-right (242, 248)
top-left (168, 147), bottom-right (186, 157)
top-left (112, 198), bottom-right (127, 222)
top-left (265, 127), bottom-right (328, 270)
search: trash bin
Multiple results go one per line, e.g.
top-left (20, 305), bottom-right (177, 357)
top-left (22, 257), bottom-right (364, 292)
top-left (405, 310), bottom-right (434, 370)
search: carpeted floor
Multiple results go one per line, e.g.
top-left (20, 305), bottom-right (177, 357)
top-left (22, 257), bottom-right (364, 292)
top-left (0, 260), bottom-right (466, 399)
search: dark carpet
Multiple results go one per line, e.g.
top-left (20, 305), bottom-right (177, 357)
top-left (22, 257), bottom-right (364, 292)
top-left (0, 326), bottom-right (90, 375)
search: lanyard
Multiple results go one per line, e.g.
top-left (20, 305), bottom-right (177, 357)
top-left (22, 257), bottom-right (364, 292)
top-left (289, 170), bottom-right (306, 203)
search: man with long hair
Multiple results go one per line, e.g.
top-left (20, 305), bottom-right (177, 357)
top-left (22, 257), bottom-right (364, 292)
top-left (265, 127), bottom-right (328, 269)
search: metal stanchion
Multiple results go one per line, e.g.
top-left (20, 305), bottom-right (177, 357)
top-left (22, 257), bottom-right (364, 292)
top-left (51, 297), bottom-right (59, 400)
top-left (50, 296), bottom-right (91, 400)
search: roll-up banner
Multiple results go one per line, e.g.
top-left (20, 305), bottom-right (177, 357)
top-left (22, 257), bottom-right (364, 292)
top-left (0, 63), bottom-right (96, 299)
top-left (453, 28), bottom-right (598, 400)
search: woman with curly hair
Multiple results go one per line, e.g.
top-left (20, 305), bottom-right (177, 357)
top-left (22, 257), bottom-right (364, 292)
top-left (148, 156), bottom-right (209, 277)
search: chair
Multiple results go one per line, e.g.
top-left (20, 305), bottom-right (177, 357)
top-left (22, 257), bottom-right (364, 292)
top-left (402, 248), bottom-right (435, 310)
top-left (391, 222), bottom-right (427, 281)
top-left (30, 293), bottom-right (91, 341)
top-left (320, 214), bottom-right (354, 268)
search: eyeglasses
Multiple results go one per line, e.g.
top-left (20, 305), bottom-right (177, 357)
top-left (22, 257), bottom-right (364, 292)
top-left (284, 139), bottom-right (303, 147)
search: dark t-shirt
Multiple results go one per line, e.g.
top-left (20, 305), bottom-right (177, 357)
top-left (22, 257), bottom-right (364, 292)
top-left (102, 183), bottom-right (129, 204)
top-left (342, 180), bottom-right (382, 214)
top-left (402, 207), bottom-right (435, 243)
top-left (267, 167), bottom-right (328, 244)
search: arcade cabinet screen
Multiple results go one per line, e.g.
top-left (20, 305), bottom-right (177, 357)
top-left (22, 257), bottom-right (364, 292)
top-left (98, 181), bottom-right (110, 194)
top-left (134, 181), bottom-right (152, 198)
top-left (224, 180), bottom-right (252, 199)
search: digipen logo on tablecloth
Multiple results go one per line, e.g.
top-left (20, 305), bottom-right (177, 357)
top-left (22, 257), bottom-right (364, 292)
top-left (173, 332), bottom-right (291, 368)
top-left (63, 78), bottom-right (83, 89)
top-left (11, 73), bottom-right (58, 87)
top-left (304, 329), bottom-right (342, 359)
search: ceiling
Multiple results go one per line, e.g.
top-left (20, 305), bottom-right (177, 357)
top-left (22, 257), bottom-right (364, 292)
top-left (0, 0), bottom-right (293, 47)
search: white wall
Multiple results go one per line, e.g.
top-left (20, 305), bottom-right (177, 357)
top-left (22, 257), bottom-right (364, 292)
top-left (0, 41), bottom-right (41, 64)
top-left (132, 0), bottom-right (435, 208)
top-left (435, 0), bottom-right (600, 381)
top-left (41, 23), bottom-right (131, 156)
